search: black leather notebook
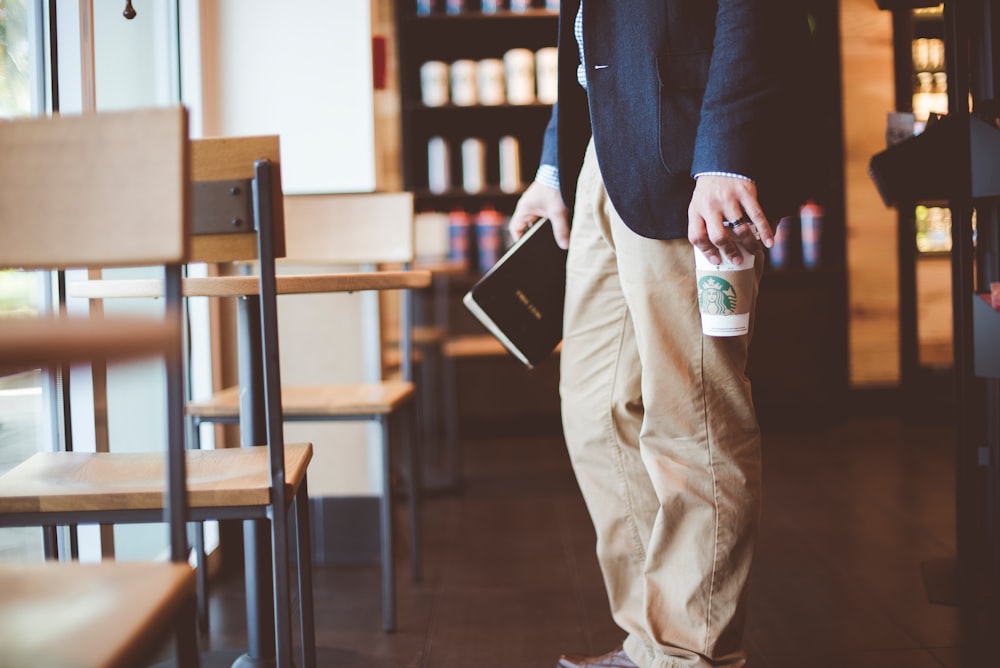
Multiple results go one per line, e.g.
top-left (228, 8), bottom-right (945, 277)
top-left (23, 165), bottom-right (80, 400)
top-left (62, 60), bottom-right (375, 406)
top-left (462, 218), bottom-right (567, 368)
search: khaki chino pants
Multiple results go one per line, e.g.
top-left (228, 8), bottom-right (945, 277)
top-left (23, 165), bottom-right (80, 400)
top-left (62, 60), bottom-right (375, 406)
top-left (560, 141), bottom-right (763, 668)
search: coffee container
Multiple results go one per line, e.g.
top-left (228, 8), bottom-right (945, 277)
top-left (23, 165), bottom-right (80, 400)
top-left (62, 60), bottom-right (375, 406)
top-left (498, 135), bottom-right (522, 193)
top-left (427, 136), bottom-right (451, 194)
top-left (414, 210), bottom-right (452, 263)
top-left (535, 47), bottom-right (558, 104)
top-left (475, 205), bottom-right (504, 272)
top-left (477, 58), bottom-right (506, 106)
top-left (420, 61), bottom-right (450, 107)
top-left (450, 59), bottom-right (478, 106)
top-left (799, 200), bottom-right (823, 269)
top-left (448, 208), bottom-right (472, 267)
top-left (461, 138), bottom-right (487, 193)
top-left (504, 48), bottom-right (536, 105)
top-left (694, 245), bottom-right (755, 336)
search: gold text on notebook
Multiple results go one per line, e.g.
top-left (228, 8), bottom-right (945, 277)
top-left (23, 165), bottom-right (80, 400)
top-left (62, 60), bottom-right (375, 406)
top-left (515, 289), bottom-right (543, 320)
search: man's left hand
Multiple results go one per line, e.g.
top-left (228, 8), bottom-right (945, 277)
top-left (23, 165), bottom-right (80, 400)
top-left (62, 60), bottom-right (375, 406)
top-left (688, 174), bottom-right (773, 266)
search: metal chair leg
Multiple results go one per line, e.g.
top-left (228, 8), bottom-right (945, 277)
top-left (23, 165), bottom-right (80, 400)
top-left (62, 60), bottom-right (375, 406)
top-left (403, 404), bottom-right (422, 582)
top-left (378, 415), bottom-right (396, 633)
top-left (174, 594), bottom-right (202, 668)
top-left (271, 499), bottom-right (295, 666)
top-left (189, 417), bottom-right (210, 635)
top-left (42, 526), bottom-right (59, 560)
top-left (295, 476), bottom-right (317, 668)
top-left (441, 351), bottom-right (462, 485)
top-left (192, 521), bottom-right (209, 635)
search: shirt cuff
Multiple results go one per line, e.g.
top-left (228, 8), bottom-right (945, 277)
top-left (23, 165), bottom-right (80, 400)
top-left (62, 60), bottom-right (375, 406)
top-left (694, 171), bottom-right (755, 183)
top-left (535, 164), bottom-right (560, 190)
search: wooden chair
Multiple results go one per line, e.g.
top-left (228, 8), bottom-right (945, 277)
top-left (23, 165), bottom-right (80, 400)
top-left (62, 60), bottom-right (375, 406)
top-left (187, 191), bottom-right (431, 632)
top-left (1, 131), bottom-right (317, 667)
top-left (0, 107), bottom-right (200, 667)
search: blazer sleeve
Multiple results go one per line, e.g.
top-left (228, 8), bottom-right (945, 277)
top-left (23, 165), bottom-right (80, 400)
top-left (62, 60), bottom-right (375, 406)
top-left (691, 0), bottom-right (802, 181)
top-left (539, 101), bottom-right (559, 171)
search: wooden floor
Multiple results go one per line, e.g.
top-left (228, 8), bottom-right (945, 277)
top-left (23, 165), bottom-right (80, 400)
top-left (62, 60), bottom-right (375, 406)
top-left (195, 415), bottom-right (991, 668)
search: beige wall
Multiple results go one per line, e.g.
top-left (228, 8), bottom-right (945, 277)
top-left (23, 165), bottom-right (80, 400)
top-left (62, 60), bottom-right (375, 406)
top-left (192, 0), bottom-right (399, 497)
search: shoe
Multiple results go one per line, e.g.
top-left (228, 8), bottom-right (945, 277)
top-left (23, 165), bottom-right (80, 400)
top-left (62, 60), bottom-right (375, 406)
top-left (557, 646), bottom-right (638, 668)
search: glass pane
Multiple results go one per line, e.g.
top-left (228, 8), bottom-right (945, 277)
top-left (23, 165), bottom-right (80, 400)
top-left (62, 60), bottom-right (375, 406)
top-left (0, 0), bottom-right (46, 562)
top-left (0, 271), bottom-right (47, 562)
top-left (0, 0), bottom-right (33, 117)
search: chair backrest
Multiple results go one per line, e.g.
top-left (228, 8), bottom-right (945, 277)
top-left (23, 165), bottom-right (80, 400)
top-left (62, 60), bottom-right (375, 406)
top-left (0, 108), bottom-right (189, 269)
top-left (279, 192), bottom-right (417, 383)
top-left (189, 134), bottom-right (289, 491)
top-left (0, 106), bottom-right (192, 563)
top-left (190, 135), bottom-right (285, 264)
top-left (281, 192), bottom-right (415, 266)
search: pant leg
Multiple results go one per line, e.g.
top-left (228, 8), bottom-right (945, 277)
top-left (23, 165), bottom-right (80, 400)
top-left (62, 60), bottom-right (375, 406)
top-left (560, 143), bottom-right (660, 645)
top-left (561, 140), bottom-right (763, 668)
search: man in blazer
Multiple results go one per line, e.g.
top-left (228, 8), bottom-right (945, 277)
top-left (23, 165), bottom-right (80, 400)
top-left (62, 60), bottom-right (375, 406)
top-left (509, 1), bottom-right (810, 667)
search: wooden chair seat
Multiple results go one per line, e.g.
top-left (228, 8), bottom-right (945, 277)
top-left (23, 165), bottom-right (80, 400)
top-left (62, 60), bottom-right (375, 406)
top-left (187, 383), bottom-right (414, 419)
top-left (0, 561), bottom-right (196, 668)
top-left (0, 444), bottom-right (312, 515)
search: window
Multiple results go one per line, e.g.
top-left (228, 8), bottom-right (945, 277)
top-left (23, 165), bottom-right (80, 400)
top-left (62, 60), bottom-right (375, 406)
top-left (0, 0), bottom-right (47, 562)
top-left (1, 1), bottom-right (218, 564)
top-left (0, 0), bottom-right (39, 117)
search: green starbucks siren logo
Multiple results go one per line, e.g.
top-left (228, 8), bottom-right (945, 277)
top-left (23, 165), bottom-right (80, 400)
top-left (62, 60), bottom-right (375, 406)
top-left (698, 275), bottom-right (738, 315)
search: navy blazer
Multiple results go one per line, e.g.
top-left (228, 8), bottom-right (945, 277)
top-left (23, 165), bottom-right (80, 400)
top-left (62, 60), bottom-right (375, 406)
top-left (540, 0), bottom-right (812, 240)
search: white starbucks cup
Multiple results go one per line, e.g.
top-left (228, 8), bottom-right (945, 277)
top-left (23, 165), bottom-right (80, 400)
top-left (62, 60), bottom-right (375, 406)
top-left (694, 244), bottom-right (755, 336)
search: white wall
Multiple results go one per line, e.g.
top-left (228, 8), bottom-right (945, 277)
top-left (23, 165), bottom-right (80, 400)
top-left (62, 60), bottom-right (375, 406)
top-left (196, 0), bottom-right (385, 496)
top-left (201, 0), bottom-right (377, 194)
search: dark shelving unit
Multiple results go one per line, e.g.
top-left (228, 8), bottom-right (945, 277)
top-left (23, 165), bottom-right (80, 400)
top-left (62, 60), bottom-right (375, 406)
top-left (886, 3), bottom-right (957, 420)
top-left (396, 2), bottom-right (558, 216)
top-left (871, 2), bottom-right (1000, 661)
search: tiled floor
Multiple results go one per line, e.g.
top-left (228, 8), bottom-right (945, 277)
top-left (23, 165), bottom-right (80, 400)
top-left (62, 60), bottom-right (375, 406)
top-left (197, 414), bottom-right (995, 668)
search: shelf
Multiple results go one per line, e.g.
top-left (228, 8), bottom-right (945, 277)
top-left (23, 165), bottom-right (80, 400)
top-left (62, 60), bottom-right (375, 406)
top-left (414, 190), bottom-right (522, 213)
top-left (875, 0), bottom-right (941, 10)
top-left (399, 10), bottom-right (557, 62)
top-left (406, 102), bottom-right (552, 116)
top-left (870, 114), bottom-right (1000, 205)
top-left (406, 103), bottom-right (553, 138)
top-left (404, 9), bottom-right (558, 23)
top-left (397, 0), bottom-right (558, 214)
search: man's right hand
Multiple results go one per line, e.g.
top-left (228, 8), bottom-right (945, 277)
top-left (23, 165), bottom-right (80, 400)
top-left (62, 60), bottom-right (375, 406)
top-left (509, 180), bottom-right (570, 249)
